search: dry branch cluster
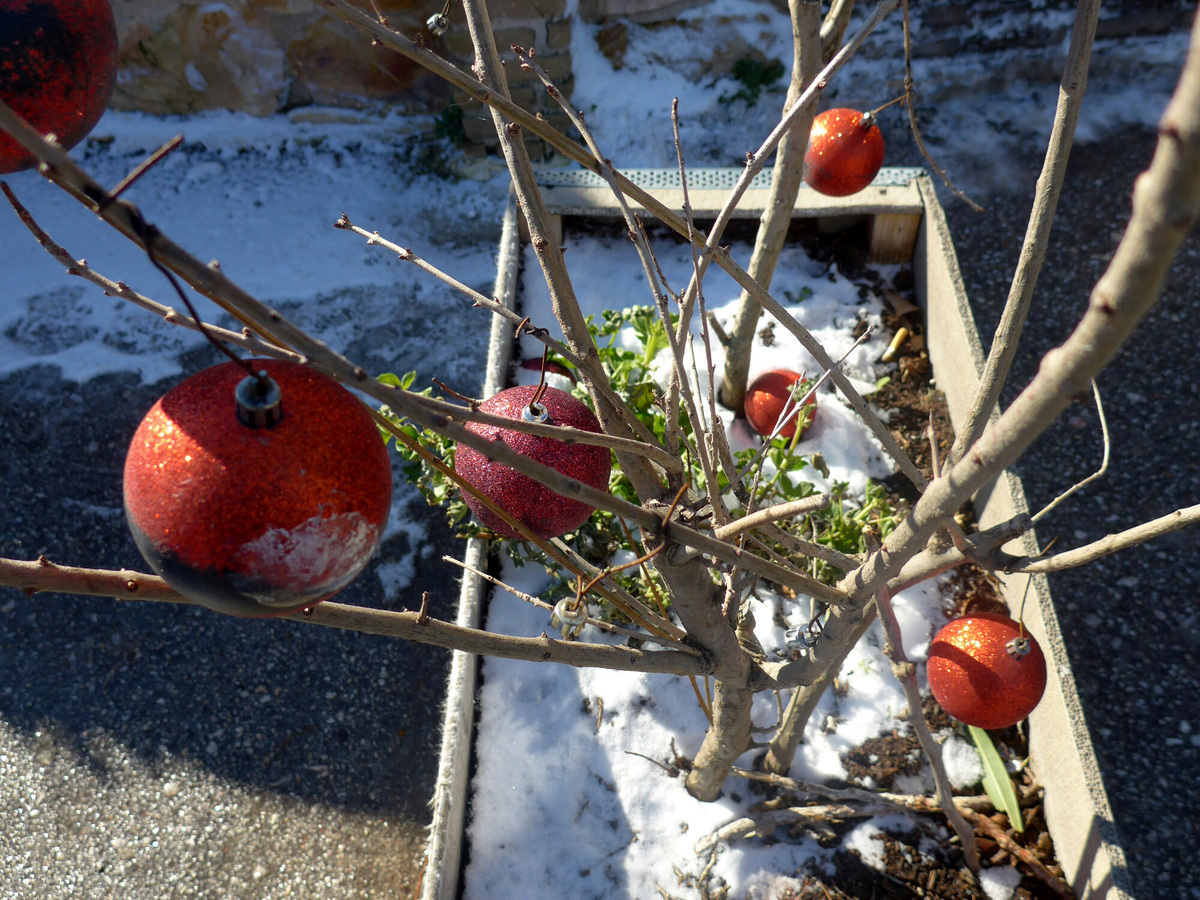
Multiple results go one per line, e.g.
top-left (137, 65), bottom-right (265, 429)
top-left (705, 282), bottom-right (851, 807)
top-left (2, 0), bottom-right (1200, 885)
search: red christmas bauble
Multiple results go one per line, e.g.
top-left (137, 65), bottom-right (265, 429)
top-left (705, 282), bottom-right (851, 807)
top-left (0, 0), bottom-right (119, 174)
top-left (926, 612), bottom-right (1047, 730)
top-left (454, 385), bottom-right (611, 541)
top-left (803, 108), bottom-right (885, 197)
top-left (123, 359), bottom-right (393, 617)
top-left (744, 369), bottom-right (816, 439)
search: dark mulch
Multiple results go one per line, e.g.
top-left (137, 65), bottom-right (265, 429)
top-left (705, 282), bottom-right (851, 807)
top-left (766, 293), bottom-right (1071, 900)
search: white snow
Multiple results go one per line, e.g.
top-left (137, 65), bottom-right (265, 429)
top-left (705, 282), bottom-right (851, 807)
top-left (942, 733), bottom-right (985, 790)
top-left (980, 864), bottom-right (1024, 900)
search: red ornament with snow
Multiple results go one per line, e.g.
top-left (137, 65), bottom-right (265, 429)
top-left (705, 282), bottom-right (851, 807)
top-left (744, 369), bottom-right (817, 439)
top-left (454, 385), bottom-right (611, 541)
top-left (803, 108), bottom-right (885, 197)
top-left (0, 0), bottom-right (119, 174)
top-left (123, 359), bottom-right (393, 618)
top-left (926, 612), bottom-right (1047, 730)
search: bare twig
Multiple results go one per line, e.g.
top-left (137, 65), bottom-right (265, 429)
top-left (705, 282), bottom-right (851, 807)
top-left (0, 556), bottom-right (708, 676)
top-left (1031, 379), bottom-right (1109, 523)
top-left (962, 809), bottom-right (1075, 899)
top-left (712, 495), bottom-right (830, 541)
top-left (2, 183), bottom-right (299, 362)
top-left (900, 0), bottom-right (984, 211)
top-left (729, 766), bottom-right (996, 813)
top-left (400, 384), bottom-right (681, 472)
top-left (948, 0), bottom-right (1102, 461)
top-left (671, 99), bottom-right (727, 487)
top-left (334, 212), bottom-right (669, 456)
top-left (720, 0), bottom-right (822, 414)
top-left (869, 547), bottom-right (978, 870)
top-left (694, 804), bottom-right (863, 855)
top-left (514, 47), bottom-right (724, 519)
top-left (1009, 503), bottom-right (1200, 574)
top-left (441, 556), bottom-right (697, 652)
top-left (459, 0), bottom-right (667, 505)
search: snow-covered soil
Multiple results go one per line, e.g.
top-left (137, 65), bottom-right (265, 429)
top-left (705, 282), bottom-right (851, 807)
top-left (462, 230), bottom-right (1007, 899)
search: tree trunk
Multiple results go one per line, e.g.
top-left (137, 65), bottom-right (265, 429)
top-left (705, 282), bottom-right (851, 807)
top-left (686, 681), bottom-right (754, 800)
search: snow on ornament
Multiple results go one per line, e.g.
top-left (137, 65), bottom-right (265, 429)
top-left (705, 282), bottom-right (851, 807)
top-left (803, 107), bottom-right (885, 197)
top-left (453, 384), bottom-right (611, 541)
top-left (0, 0), bottom-right (119, 174)
top-left (926, 611), bottom-right (1048, 730)
top-left (123, 359), bottom-right (393, 617)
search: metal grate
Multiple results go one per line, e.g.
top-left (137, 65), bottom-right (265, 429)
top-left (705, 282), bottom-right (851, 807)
top-left (535, 166), bottom-right (924, 190)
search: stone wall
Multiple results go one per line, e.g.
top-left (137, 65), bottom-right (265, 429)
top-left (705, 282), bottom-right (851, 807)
top-left (108, 1), bottom-right (711, 138)
top-left (113, 1), bottom-right (458, 117)
top-left (105, 0), bottom-right (793, 156)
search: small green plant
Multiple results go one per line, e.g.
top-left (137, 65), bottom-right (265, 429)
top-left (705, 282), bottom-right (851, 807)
top-left (434, 103), bottom-right (466, 145)
top-left (381, 305), bottom-right (898, 622)
top-left (719, 55), bottom-right (786, 106)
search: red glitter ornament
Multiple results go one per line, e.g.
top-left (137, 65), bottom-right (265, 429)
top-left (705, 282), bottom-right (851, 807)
top-left (744, 369), bottom-right (817, 439)
top-left (803, 108), bottom-right (885, 197)
top-left (0, 0), bottom-right (119, 174)
top-left (123, 359), bottom-right (393, 617)
top-left (454, 385), bottom-right (611, 541)
top-left (926, 612), bottom-right (1047, 730)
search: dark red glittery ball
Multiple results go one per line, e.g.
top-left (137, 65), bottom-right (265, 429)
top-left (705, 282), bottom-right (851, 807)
top-left (454, 385), bottom-right (611, 541)
top-left (744, 369), bottom-right (817, 439)
top-left (123, 359), bottom-right (393, 617)
top-left (803, 108), bottom-right (885, 198)
top-left (0, 0), bottom-right (119, 174)
top-left (926, 612), bottom-right (1048, 730)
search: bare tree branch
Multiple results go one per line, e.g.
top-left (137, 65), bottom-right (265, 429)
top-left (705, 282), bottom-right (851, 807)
top-left (333, 211), bottom-right (670, 455)
top-left (948, 0), bottom-right (1102, 462)
top-left (869, 535), bottom-right (978, 870)
top-left (713, 495), bottom-right (830, 541)
top-left (0, 556), bottom-right (707, 677)
top-left (1031, 379), bottom-right (1109, 523)
top-left (458, 0), bottom-right (665, 502)
top-left (828, 7), bottom-right (1200, 639)
top-left (1009, 503), bottom-right (1200, 574)
top-left (720, 0), bottom-right (822, 414)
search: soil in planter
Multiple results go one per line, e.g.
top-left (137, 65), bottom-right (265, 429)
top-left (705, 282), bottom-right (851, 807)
top-left (736, 247), bottom-right (1067, 898)
top-left (796, 299), bottom-right (1069, 898)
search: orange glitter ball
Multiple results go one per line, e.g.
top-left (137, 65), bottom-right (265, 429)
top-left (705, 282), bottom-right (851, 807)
top-left (926, 611), bottom-right (1047, 730)
top-left (803, 108), bottom-right (885, 197)
top-left (123, 359), bottom-right (392, 617)
top-left (0, 0), bottom-right (119, 174)
top-left (744, 369), bottom-right (816, 439)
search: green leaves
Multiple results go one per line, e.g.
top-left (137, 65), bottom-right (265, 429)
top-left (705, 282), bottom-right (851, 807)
top-left (376, 371), bottom-right (473, 534)
top-left (969, 725), bottom-right (1025, 834)
top-left (719, 55), bottom-right (786, 106)
top-left (375, 304), bottom-right (899, 606)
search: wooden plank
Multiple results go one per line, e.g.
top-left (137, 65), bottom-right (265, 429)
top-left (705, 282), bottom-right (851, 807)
top-left (869, 211), bottom-right (922, 264)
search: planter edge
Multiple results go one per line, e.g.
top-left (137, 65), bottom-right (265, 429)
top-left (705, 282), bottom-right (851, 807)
top-left (915, 174), bottom-right (1132, 900)
top-left (420, 187), bottom-right (521, 900)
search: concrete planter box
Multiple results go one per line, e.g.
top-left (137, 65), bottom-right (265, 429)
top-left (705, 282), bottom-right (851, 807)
top-left (422, 168), bottom-right (1129, 900)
